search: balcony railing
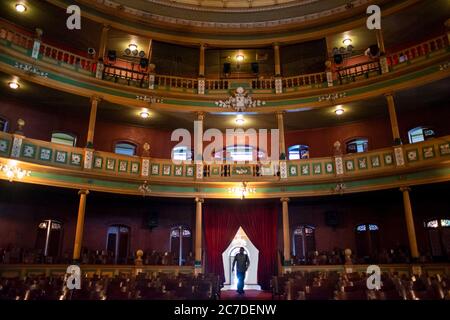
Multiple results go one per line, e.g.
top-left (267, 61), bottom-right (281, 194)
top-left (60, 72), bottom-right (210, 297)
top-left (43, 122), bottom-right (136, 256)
top-left (388, 34), bottom-right (449, 67)
top-left (0, 21), bottom-right (95, 73)
top-left (1, 131), bottom-right (449, 189)
top-left (0, 19), bottom-right (448, 95)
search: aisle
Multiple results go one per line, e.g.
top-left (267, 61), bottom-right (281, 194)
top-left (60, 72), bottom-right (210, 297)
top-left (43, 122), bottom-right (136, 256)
top-left (220, 290), bottom-right (273, 300)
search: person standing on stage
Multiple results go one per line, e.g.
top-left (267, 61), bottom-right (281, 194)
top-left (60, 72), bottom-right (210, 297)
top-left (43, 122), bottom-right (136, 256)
top-left (232, 247), bottom-right (250, 294)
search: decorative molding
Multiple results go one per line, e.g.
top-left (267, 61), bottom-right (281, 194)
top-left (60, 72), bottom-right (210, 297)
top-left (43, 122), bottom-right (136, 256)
top-left (215, 87), bottom-right (266, 112)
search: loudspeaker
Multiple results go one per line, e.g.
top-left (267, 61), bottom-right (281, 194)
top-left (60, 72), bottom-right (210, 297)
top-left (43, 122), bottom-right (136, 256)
top-left (107, 50), bottom-right (117, 62)
top-left (223, 62), bottom-right (231, 74)
top-left (333, 54), bottom-right (343, 64)
top-left (139, 58), bottom-right (149, 69)
top-left (251, 62), bottom-right (259, 74)
top-left (369, 45), bottom-right (380, 57)
top-left (325, 211), bottom-right (340, 227)
top-left (87, 48), bottom-right (96, 56)
top-left (147, 212), bottom-right (159, 230)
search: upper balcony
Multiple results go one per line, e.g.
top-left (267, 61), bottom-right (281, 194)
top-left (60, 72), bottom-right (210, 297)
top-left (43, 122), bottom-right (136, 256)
top-left (0, 16), bottom-right (449, 113)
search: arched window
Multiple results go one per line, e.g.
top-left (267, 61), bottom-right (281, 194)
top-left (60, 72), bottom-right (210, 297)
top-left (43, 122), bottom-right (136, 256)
top-left (288, 145), bottom-right (309, 160)
top-left (170, 225), bottom-right (192, 266)
top-left (114, 142), bottom-right (137, 156)
top-left (35, 219), bottom-right (62, 260)
top-left (408, 127), bottom-right (436, 144)
top-left (214, 145), bottom-right (264, 162)
top-left (0, 117), bottom-right (8, 132)
top-left (424, 218), bottom-right (450, 259)
top-left (355, 223), bottom-right (380, 261)
top-left (346, 138), bottom-right (368, 153)
top-left (172, 146), bottom-right (192, 161)
top-left (51, 132), bottom-right (77, 147)
top-left (292, 225), bottom-right (315, 263)
top-left (106, 225), bottom-right (130, 264)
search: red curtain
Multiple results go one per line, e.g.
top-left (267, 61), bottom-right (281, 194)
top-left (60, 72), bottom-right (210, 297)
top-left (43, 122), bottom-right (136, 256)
top-left (203, 202), bottom-right (278, 290)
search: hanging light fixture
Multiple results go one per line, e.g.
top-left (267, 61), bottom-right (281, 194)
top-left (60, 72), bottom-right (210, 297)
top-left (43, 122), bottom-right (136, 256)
top-left (138, 180), bottom-right (152, 196)
top-left (128, 44), bottom-right (138, 52)
top-left (235, 114), bottom-right (245, 125)
top-left (335, 105), bottom-right (345, 115)
top-left (236, 54), bottom-right (244, 62)
top-left (343, 38), bottom-right (352, 46)
top-left (8, 81), bottom-right (20, 90)
top-left (228, 182), bottom-right (256, 200)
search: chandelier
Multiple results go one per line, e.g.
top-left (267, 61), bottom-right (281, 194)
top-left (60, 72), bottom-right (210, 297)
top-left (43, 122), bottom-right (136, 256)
top-left (0, 163), bottom-right (31, 182)
top-left (215, 87), bottom-right (265, 112)
top-left (228, 182), bottom-right (256, 200)
top-left (138, 181), bottom-right (152, 196)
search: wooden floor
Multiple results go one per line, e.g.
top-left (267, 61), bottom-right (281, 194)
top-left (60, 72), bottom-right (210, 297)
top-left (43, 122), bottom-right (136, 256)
top-left (220, 290), bottom-right (272, 300)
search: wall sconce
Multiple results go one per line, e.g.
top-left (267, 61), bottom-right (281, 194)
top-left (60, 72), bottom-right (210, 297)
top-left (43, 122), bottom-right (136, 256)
top-left (128, 44), bottom-right (138, 52)
top-left (0, 162), bottom-right (31, 182)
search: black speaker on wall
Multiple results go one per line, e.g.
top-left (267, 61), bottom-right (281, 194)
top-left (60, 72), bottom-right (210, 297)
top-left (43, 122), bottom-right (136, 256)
top-left (107, 50), bottom-right (117, 62)
top-left (251, 62), bottom-right (259, 74)
top-left (147, 212), bottom-right (159, 230)
top-left (333, 54), bottom-right (343, 64)
top-left (325, 211), bottom-right (340, 228)
top-left (139, 58), bottom-right (149, 69)
top-left (223, 62), bottom-right (231, 74)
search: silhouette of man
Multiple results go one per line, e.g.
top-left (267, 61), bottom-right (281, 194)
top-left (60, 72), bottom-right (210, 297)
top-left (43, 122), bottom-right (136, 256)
top-left (232, 247), bottom-right (250, 294)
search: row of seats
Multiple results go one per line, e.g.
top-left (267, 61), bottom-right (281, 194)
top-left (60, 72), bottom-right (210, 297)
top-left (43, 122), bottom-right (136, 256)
top-left (0, 272), bottom-right (222, 300)
top-left (272, 270), bottom-right (450, 300)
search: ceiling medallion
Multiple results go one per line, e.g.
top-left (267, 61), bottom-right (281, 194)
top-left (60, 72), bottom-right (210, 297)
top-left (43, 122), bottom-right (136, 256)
top-left (318, 92), bottom-right (347, 102)
top-left (215, 87), bottom-right (266, 112)
top-left (136, 95), bottom-right (164, 103)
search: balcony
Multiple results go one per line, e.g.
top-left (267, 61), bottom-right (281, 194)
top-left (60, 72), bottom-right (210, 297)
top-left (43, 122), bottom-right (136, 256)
top-left (0, 19), bottom-right (448, 100)
top-left (1, 131), bottom-right (449, 198)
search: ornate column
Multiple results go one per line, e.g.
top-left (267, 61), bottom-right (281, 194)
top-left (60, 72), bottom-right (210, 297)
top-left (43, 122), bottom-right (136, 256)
top-left (276, 111), bottom-right (286, 158)
top-left (273, 43), bottom-right (283, 94)
top-left (199, 43), bottom-right (206, 77)
top-left (281, 198), bottom-right (291, 263)
top-left (375, 28), bottom-right (389, 74)
top-left (73, 189), bottom-right (89, 261)
top-left (194, 112), bottom-right (205, 179)
top-left (86, 96), bottom-right (101, 148)
top-left (146, 39), bottom-right (153, 62)
top-left (446, 19), bottom-right (450, 44)
top-left (385, 93), bottom-right (401, 145)
top-left (400, 187), bottom-right (419, 259)
top-left (98, 24), bottom-right (110, 61)
top-left (195, 197), bottom-right (204, 268)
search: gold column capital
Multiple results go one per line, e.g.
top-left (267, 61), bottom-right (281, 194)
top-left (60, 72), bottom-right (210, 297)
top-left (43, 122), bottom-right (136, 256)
top-left (90, 95), bottom-right (102, 104)
top-left (280, 197), bottom-right (290, 203)
top-left (400, 186), bottom-right (411, 193)
top-left (196, 112), bottom-right (205, 121)
top-left (273, 42), bottom-right (280, 48)
top-left (384, 92), bottom-right (395, 99)
top-left (195, 197), bottom-right (204, 204)
top-left (102, 24), bottom-right (110, 31)
top-left (78, 189), bottom-right (90, 196)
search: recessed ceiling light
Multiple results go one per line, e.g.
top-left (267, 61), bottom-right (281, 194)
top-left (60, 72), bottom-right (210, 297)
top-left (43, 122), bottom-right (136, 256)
top-left (129, 44), bottom-right (138, 52)
top-left (335, 106), bottom-right (344, 115)
top-left (8, 81), bottom-right (20, 90)
top-left (235, 115), bottom-right (245, 125)
top-left (15, 3), bottom-right (27, 13)
top-left (343, 38), bottom-right (352, 46)
top-left (236, 54), bottom-right (244, 62)
top-left (140, 109), bottom-right (150, 119)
